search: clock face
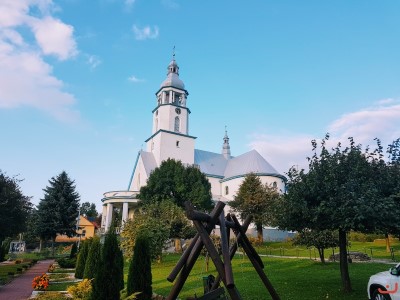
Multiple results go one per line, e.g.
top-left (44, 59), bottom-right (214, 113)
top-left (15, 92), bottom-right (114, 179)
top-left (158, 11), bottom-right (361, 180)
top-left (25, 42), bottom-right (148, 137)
top-left (175, 108), bottom-right (181, 114)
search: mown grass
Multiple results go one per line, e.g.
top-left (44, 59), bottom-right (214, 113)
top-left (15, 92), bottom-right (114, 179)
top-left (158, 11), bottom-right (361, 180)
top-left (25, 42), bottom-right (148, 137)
top-left (149, 253), bottom-right (391, 300)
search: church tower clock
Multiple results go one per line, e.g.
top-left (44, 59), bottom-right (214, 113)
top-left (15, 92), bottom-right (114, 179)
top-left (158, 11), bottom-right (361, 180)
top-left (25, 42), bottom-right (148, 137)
top-left (145, 55), bottom-right (196, 166)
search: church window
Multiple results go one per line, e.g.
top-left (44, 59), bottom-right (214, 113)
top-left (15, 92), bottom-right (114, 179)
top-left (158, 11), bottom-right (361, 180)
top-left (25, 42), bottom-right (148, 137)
top-left (155, 118), bottom-right (158, 131)
top-left (176, 141), bottom-right (180, 147)
top-left (225, 186), bottom-right (229, 195)
top-left (272, 181), bottom-right (277, 189)
top-left (174, 116), bottom-right (180, 132)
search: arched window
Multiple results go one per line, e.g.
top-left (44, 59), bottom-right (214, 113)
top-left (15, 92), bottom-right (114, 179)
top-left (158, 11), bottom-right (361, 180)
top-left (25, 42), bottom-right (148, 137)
top-left (174, 116), bottom-right (180, 132)
top-left (225, 186), bottom-right (229, 195)
top-left (155, 118), bottom-right (158, 131)
top-left (272, 181), bottom-right (277, 189)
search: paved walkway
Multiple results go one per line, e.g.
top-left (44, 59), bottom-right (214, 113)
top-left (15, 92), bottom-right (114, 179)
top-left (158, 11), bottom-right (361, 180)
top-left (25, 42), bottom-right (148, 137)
top-left (0, 259), bottom-right (55, 300)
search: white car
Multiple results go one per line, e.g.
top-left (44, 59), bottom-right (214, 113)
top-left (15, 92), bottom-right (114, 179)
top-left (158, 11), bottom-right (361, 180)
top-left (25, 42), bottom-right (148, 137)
top-left (368, 264), bottom-right (400, 300)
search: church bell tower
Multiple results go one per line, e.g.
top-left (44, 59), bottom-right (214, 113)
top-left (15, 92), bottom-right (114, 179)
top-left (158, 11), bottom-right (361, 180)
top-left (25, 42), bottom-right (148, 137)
top-left (145, 54), bottom-right (196, 166)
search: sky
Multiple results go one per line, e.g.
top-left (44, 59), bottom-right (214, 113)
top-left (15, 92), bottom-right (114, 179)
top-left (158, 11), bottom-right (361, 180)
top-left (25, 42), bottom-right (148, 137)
top-left (1, 0), bottom-right (400, 211)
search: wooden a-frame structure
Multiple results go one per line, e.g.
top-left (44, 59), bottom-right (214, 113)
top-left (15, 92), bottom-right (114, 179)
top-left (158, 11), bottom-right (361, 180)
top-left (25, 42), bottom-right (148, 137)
top-left (166, 201), bottom-right (280, 300)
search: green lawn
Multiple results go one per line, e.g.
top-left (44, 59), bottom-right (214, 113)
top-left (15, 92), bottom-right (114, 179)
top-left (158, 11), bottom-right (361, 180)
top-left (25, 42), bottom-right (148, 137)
top-left (0, 261), bottom-right (32, 284)
top-left (148, 254), bottom-right (391, 300)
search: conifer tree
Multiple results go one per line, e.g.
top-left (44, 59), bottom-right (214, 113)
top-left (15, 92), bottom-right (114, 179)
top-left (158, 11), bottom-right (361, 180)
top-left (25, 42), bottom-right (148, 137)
top-left (92, 227), bottom-right (123, 300)
top-left (83, 236), bottom-right (100, 279)
top-left (70, 242), bottom-right (78, 259)
top-left (36, 171), bottom-right (80, 254)
top-left (127, 235), bottom-right (152, 300)
top-left (75, 238), bottom-right (92, 279)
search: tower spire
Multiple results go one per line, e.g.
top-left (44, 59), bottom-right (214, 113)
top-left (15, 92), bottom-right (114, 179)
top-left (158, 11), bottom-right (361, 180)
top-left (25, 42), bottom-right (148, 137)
top-left (222, 126), bottom-right (231, 159)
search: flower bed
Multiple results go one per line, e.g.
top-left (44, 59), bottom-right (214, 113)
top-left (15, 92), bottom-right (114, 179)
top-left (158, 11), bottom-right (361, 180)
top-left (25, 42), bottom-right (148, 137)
top-left (32, 274), bottom-right (50, 291)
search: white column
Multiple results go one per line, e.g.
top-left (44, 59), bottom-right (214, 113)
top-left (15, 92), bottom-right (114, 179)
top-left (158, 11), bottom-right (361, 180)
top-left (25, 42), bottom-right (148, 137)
top-left (101, 205), bottom-right (107, 228)
top-left (105, 203), bottom-right (113, 232)
top-left (122, 202), bottom-right (129, 225)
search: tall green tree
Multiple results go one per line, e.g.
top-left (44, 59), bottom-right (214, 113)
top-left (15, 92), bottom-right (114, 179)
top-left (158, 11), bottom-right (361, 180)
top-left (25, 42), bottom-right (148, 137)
top-left (92, 227), bottom-right (124, 300)
top-left (127, 234), bottom-right (152, 300)
top-left (0, 171), bottom-right (32, 244)
top-left (230, 173), bottom-right (280, 242)
top-left (139, 159), bottom-right (213, 211)
top-left (83, 236), bottom-right (100, 279)
top-left (80, 202), bottom-right (98, 218)
top-left (274, 135), bottom-right (395, 293)
top-left (36, 171), bottom-right (80, 254)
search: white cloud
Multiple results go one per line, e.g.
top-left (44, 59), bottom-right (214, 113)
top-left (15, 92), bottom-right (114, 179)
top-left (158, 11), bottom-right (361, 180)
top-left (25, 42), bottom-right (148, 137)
top-left (0, 0), bottom-right (80, 122)
top-left (132, 25), bottom-right (159, 40)
top-left (128, 75), bottom-right (145, 83)
top-left (249, 99), bottom-right (400, 174)
top-left (87, 55), bottom-right (102, 70)
top-left (161, 0), bottom-right (180, 9)
top-left (124, 0), bottom-right (136, 9)
top-left (29, 16), bottom-right (77, 60)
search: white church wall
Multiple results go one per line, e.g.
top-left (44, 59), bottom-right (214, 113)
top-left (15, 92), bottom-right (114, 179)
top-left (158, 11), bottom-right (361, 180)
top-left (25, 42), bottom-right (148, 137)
top-left (206, 177), bottom-right (221, 196)
top-left (158, 132), bottom-right (195, 165)
top-left (129, 156), bottom-right (149, 192)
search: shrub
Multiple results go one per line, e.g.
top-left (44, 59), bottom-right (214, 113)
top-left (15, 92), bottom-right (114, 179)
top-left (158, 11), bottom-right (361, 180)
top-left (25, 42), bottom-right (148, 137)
top-left (8, 272), bottom-right (14, 276)
top-left (56, 257), bottom-right (76, 268)
top-left (83, 236), bottom-right (101, 279)
top-left (34, 292), bottom-right (70, 300)
top-left (32, 273), bottom-right (50, 290)
top-left (75, 240), bottom-right (91, 279)
top-left (48, 264), bottom-right (56, 273)
top-left (92, 227), bottom-right (124, 300)
top-left (127, 235), bottom-right (152, 300)
top-left (67, 278), bottom-right (93, 300)
top-left (70, 243), bottom-right (78, 259)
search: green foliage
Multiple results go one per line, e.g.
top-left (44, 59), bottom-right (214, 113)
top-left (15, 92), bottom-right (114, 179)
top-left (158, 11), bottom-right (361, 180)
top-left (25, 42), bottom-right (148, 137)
top-left (92, 227), bottom-right (124, 300)
top-left (120, 200), bottom-right (194, 260)
top-left (67, 278), bottom-right (93, 300)
top-left (70, 242), bottom-right (78, 259)
top-left (139, 159), bottom-right (213, 211)
top-left (80, 202), bottom-right (98, 218)
top-left (293, 229), bottom-right (339, 263)
top-left (36, 171), bottom-right (80, 242)
top-left (230, 173), bottom-right (280, 242)
top-left (56, 257), bottom-right (76, 268)
top-left (75, 239), bottom-right (92, 279)
top-left (83, 236), bottom-right (100, 279)
top-left (348, 231), bottom-right (385, 242)
top-left (127, 235), bottom-right (152, 300)
top-left (0, 171), bottom-right (32, 242)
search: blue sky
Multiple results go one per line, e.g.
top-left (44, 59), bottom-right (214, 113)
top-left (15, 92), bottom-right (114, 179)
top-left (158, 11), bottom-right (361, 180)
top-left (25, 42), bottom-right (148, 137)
top-left (1, 0), bottom-right (399, 211)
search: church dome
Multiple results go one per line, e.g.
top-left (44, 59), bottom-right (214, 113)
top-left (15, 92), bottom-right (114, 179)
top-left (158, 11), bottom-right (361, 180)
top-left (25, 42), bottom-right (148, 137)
top-left (160, 59), bottom-right (185, 90)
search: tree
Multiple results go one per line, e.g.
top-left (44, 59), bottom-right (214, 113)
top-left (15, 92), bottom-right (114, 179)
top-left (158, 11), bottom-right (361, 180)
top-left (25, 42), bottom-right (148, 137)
top-left (75, 238), bottom-right (92, 279)
top-left (70, 242), bottom-right (78, 259)
top-left (273, 135), bottom-right (394, 293)
top-left (0, 171), bottom-right (32, 244)
top-left (127, 234), bottom-right (152, 300)
top-left (80, 202), bottom-right (98, 218)
top-left (230, 173), bottom-right (280, 242)
top-left (36, 171), bottom-right (80, 254)
top-left (292, 229), bottom-right (338, 263)
top-left (83, 236), bottom-right (100, 279)
top-left (139, 159), bottom-right (213, 211)
top-left (92, 226), bottom-right (124, 300)
top-left (120, 200), bottom-right (195, 260)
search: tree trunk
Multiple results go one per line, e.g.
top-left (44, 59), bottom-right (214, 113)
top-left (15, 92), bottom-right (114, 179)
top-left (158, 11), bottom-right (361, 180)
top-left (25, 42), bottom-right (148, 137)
top-left (256, 223), bottom-right (263, 243)
top-left (318, 247), bottom-right (325, 264)
top-left (39, 239), bottom-right (43, 252)
top-left (385, 233), bottom-right (391, 253)
top-left (51, 238), bottom-right (55, 257)
top-left (174, 238), bottom-right (182, 253)
top-left (339, 229), bottom-right (352, 293)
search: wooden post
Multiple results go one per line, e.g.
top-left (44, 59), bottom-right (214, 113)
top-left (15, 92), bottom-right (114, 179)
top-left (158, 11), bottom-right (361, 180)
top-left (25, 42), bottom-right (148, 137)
top-left (231, 215), bottom-right (280, 300)
top-left (219, 211), bottom-right (234, 288)
top-left (166, 202), bottom-right (225, 300)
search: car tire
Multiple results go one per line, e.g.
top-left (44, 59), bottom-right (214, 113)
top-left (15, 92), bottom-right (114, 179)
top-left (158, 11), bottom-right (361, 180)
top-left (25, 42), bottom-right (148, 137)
top-left (371, 288), bottom-right (392, 300)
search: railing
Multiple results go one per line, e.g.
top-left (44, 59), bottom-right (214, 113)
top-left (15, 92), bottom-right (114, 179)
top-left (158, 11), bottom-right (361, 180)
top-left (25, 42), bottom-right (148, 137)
top-left (98, 227), bottom-right (122, 235)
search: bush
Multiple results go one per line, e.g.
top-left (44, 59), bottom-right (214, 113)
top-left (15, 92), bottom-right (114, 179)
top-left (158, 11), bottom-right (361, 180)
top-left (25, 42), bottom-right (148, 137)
top-left (75, 239), bottom-right (92, 279)
top-left (127, 235), bottom-right (152, 300)
top-left (348, 231), bottom-right (385, 242)
top-left (34, 292), bottom-right (70, 300)
top-left (83, 236), bottom-right (101, 279)
top-left (67, 278), bottom-right (93, 300)
top-left (92, 227), bottom-right (124, 300)
top-left (56, 257), bottom-right (76, 268)
top-left (70, 243), bottom-right (78, 259)
top-left (32, 273), bottom-right (50, 290)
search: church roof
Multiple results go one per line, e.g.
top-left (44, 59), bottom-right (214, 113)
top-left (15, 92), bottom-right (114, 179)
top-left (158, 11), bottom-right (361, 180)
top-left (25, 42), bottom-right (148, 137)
top-left (160, 59), bottom-right (185, 90)
top-left (194, 149), bottom-right (228, 177)
top-left (223, 149), bottom-right (280, 179)
top-left (140, 150), bottom-right (157, 176)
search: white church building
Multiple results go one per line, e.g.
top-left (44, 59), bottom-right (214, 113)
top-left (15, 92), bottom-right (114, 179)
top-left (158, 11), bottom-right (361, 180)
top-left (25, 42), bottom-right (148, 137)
top-left (101, 56), bottom-right (289, 240)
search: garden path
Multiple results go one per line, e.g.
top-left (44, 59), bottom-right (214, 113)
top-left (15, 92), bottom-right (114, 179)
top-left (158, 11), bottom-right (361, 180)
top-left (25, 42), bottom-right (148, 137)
top-left (0, 259), bottom-right (54, 300)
